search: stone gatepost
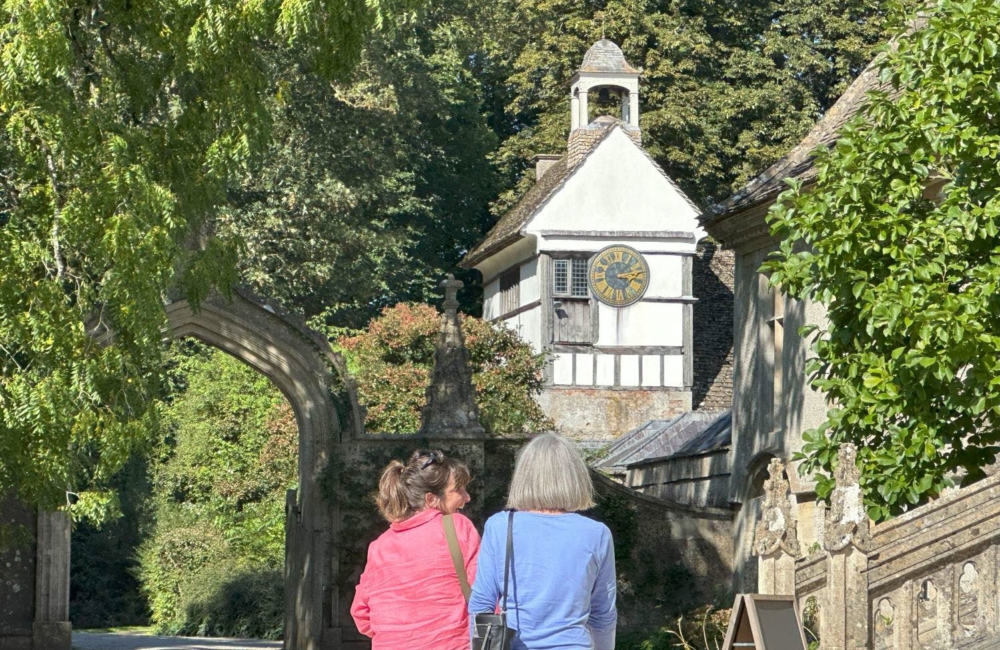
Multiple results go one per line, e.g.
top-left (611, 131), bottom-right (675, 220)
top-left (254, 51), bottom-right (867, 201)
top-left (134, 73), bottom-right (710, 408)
top-left (0, 497), bottom-right (71, 650)
top-left (822, 444), bottom-right (872, 650)
top-left (32, 511), bottom-right (71, 650)
top-left (753, 458), bottom-right (801, 595)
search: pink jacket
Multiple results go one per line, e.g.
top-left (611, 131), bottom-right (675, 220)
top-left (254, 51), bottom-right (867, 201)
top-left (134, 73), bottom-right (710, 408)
top-left (351, 508), bottom-right (480, 650)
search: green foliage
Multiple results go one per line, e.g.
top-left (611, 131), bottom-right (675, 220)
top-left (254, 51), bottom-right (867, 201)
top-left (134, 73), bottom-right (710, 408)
top-left (222, 0), bottom-right (501, 328)
top-left (0, 523), bottom-right (32, 554)
top-left (763, 1), bottom-right (1000, 519)
top-left (483, 0), bottom-right (906, 212)
top-left (615, 605), bottom-right (730, 650)
top-left (337, 302), bottom-right (553, 434)
top-left (0, 0), bottom-right (415, 514)
top-left (70, 453), bottom-right (152, 628)
top-left (137, 344), bottom-right (297, 637)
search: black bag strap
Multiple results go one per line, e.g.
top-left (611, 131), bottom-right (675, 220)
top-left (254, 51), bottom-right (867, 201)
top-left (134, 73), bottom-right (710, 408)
top-left (501, 509), bottom-right (514, 614)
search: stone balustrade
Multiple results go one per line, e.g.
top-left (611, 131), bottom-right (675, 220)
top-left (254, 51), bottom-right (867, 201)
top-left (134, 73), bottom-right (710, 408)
top-left (756, 445), bottom-right (1000, 649)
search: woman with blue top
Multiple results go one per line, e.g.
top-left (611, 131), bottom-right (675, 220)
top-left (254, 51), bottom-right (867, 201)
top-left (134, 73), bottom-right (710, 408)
top-left (469, 433), bottom-right (617, 650)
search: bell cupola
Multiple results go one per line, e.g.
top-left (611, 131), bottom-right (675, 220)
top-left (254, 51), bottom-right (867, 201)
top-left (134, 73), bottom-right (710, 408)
top-left (569, 40), bottom-right (641, 135)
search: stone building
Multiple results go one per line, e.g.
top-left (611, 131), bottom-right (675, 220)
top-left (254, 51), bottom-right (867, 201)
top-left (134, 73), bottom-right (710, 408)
top-left (460, 40), bottom-right (734, 443)
top-left (700, 55), bottom-right (887, 590)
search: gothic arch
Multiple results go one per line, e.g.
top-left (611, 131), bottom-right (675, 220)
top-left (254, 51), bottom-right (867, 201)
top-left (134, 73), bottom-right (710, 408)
top-left (165, 289), bottom-right (362, 650)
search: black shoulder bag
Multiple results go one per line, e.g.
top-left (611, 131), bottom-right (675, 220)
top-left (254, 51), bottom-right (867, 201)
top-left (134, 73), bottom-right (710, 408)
top-left (472, 510), bottom-right (515, 650)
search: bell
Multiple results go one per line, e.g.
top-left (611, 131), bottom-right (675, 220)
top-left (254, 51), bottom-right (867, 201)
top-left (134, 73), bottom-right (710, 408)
top-left (597, 88), bottom-right (618, 107)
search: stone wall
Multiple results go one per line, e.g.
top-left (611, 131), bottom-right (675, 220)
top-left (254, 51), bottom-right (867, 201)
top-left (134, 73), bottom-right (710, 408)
top-left (692, 239), bottom-right (734, 412)
top-left (537, 386), bottom-right (691, 443)
top-left (591, 472), bottom-right (735, 627)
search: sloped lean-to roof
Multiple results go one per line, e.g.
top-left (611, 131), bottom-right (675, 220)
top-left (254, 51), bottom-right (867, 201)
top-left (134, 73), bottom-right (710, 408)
top-left (595, 410), bottom-right (732, 476)
top-left (703, 53), bottom-right (892, 238)
top-left (461, 120), bottom-right (701, 269)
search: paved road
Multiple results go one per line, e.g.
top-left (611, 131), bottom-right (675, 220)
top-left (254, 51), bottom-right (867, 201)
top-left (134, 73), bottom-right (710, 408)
top-left (73, 631), bottom-right (282, 650)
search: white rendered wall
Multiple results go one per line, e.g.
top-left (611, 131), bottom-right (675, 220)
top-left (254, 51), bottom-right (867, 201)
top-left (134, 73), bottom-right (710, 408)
top-left (524, 128), bottom-right (703, 239)
top-left (663, 355), bottom-right (684, 387)
top-left (493, 257), bottom-right (543, 352)
top-left (502, 306), bottom-right (542, 353)
top-left (483, 279), bottom-right (500, 320)
top-left (538, 237), bottom-right (697, 255)
top-left (553, 353), bottom-right (574, 385)
top-left (597, 302), bottom-right (683, 347)
top-left (520, 259), bottom-right (539, 304)
top-left (646, 255), bottom-right (684, 298)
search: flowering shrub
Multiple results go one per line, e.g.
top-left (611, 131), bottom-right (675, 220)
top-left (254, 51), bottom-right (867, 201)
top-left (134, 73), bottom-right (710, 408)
top-left (338, 303), bottom-right (553, 434)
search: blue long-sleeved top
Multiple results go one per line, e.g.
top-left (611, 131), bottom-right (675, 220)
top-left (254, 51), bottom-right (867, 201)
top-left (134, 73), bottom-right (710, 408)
top-left (468, 511), bottom-right (617, 650)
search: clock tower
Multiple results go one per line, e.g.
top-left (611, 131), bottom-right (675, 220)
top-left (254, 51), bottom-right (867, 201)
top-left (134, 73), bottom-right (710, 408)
top-left (461, 40), bottom-right (733, 444)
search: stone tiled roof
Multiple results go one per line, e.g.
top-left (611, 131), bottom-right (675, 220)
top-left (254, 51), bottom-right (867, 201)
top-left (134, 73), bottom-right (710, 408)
top-left (704, 55), bottom-right (891, 227)
top-left (594, 410), bottom-right (731, 475)
top-left (461, 120), bottom-right (701, 269)
top-left (580, 39), bottom-right (640, 74)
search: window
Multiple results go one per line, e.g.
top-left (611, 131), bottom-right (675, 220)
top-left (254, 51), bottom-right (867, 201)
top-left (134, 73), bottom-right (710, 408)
top-left (767, 281), bottom-right (785, 427)
top-left (552, 256), bottom-right (593, 344)
top-left (499, 267), bottom-right (520, 316)
top-left (554, 258), bottom-right (589, 297)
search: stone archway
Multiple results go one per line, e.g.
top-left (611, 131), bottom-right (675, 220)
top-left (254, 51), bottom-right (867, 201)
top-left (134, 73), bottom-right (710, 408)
top-left (165, 289), bottom-right (363, 650)
top-left (7, 280), bottom-right (493, 650)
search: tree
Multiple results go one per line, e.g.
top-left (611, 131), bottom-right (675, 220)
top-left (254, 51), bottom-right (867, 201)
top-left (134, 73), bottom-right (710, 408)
top-left (338, 302), bottom-right (552, 434)
top-left (764, 1), bottom-right (1000, 521)
top-left (0, 0), bottom-right (413, 514)
top-left (482, 0), bottom-right (904, 213)
top-left (138, 343), bottom-right (296, 638)
top-left (221, 0), bottom-right (502, 328)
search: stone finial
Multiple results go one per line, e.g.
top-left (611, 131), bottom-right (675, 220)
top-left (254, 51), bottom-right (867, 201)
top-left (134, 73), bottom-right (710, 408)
top-left (441, 273), bottom-right (462, 312)
top-left (418, 275), bottom-right (486, 438)
top-left (753, 458), bottom-right (801, 557)
top-left (823, 444), bottom-right (872, 552)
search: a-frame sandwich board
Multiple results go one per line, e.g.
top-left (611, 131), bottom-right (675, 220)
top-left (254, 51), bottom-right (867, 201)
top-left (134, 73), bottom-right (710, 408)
top-left (720, 594), bottom-right (808, 650)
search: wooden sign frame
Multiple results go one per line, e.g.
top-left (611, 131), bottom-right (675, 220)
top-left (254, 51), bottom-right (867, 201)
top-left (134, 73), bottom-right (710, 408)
top-left (721, 594), bottom-right (808, 650)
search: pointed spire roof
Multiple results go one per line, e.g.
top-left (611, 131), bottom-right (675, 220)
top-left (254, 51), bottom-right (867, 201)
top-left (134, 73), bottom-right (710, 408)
top-left (579, 39), bottom-right (639, 74)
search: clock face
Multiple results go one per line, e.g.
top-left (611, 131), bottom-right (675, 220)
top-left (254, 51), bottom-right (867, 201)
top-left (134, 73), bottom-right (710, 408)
top-left (588, 245), bottom-right (650, 307)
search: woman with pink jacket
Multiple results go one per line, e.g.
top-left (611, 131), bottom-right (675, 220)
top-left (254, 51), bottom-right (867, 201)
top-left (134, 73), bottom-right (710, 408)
top-left (350, 450), bottom-right (480, 650)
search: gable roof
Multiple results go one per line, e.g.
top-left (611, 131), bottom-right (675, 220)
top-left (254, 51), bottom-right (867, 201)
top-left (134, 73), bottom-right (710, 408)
top-left (461, 121), bottom-right (701, 269)
top-left (703, 55), bottom-right (890, 232)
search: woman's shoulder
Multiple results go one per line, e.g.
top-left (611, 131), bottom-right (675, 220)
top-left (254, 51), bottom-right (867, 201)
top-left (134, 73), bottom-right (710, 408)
top-left (563, 512), bottom-right (612, 538)
top-left (484, 510), bottom-right (512, 527)
top-left (482, 510), bottom-right (515, 535)
top-left (449, 511), bottom-right (479, 534)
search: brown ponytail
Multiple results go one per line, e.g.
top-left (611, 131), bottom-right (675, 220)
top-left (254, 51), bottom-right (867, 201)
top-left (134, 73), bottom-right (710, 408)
top-left (375, 450), bottom-right (471, 522)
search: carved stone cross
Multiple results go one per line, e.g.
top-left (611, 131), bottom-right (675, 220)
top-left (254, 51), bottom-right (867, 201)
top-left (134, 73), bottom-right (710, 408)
top-left (442, 274), bottom-right (462, 312)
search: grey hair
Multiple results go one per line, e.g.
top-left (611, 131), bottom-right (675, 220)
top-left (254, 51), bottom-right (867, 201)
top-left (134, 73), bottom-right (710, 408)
top-left (507, 433), bottom-right (595, 512)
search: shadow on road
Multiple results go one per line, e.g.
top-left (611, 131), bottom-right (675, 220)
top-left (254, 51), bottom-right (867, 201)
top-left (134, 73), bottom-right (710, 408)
top-left (73, 631), bottom-right (282, 650)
